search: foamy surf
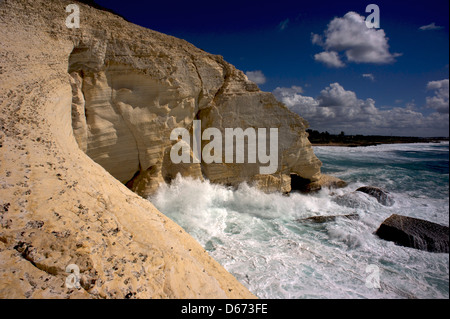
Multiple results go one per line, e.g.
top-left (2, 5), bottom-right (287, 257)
top-left (149, 143), bottom-right (449, 299)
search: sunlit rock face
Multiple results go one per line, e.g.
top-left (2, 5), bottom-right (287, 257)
top-left (67, 30), bottom-right (322, 197)
top-left (0, 0), bottom-right (260, 299)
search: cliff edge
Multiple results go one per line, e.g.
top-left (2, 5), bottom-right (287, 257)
top-left (0, 0), bottom-right (323, 298)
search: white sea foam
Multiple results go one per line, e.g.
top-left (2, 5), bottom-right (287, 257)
top-left (149, 143), bottom-right (449, 299)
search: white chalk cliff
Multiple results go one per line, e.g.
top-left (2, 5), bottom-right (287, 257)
top-left (0, 0), bottom-right (327, 298)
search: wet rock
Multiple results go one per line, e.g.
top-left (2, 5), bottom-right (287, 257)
top-left (297, 213), bottom-right (359, 224)
top-left (291, 174), bottom-right (347, 193)
top-left (376, 214), bottom-right (449, 253)
top-left (356, 186), bottom-right (394, 206)
top-left (333, 192), bottom-right (373, 209)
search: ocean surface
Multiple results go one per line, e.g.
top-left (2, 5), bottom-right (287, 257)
top-left (149, 142), bottom-right (449, 299)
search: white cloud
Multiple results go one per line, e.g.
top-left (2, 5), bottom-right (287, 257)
top-left (317, 83), bottom-right (358, 107)
top-left (419, 23), bottom-right (444, 31)
top-left (362, 73), bottom-right (375, 81)
top-left (278, 18), bottom-right (290, 31)
top-left (311, 33), bottom-right (323, 46)
top-left (426, 79), bottom-right (449, 114)
top-left (312, 11), bottom-right (401, 66)
top-left (245, 70), bottom-right (267, 85)
top-left (314, 51), bottom-right (345, 68)
top-left (273, 82), bottom-right (449, 136)
top-left (273, 85), bottom-right (304, 96)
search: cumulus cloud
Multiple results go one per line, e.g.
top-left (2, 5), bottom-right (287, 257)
top-left (426, 79), bottom-right (449, 114)
top-left (274, 82), bottom-right (379, 128)
top-left (314, 51), bottom-right (345, 68)
top-left (273, 82), bottom-right (449, 136)
top-left (312, 12), bottom-right (401, 67)
top-left (245, 70), bottom-right (266, 85)
top-left (419, 23), bottom-right (444, 31)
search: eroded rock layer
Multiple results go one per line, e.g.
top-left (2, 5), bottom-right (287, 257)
top-left (62, 2), bottom-right (322, 196)
top-left (0, 0), bottom-right (258, 299)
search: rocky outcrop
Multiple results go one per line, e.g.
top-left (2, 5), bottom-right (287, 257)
top-left (297, 214), bottom-right (359, 224)
top-left (356, 186), bottom-right (394, 206)
top-left (0, 0), bottom-right (257, 299)
top-left (60, 2), bottom-right (324, 197)
top-left (376, 214), bottom-right (449, 253)
top-left (291, 174), bottom-right (348, 193)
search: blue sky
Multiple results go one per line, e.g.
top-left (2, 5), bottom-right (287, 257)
top-left (94, 0), bottom-right (449, 136)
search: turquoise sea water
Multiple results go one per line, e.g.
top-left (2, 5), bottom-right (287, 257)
top-left (150, 142), bottom-right (449, 299)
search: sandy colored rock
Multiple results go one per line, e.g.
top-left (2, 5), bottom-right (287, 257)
top-left (291, 174), bottom-right (347, 193)
top-left (48, 0), bottom-right (320, 196)
top-left (0, 0), bottom-right (255, 299)
top-left (308, 174), bottom-right (348, 191)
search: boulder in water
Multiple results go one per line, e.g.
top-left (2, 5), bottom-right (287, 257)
top-left (333, 192), bottom-right (374, 209)
top-left (356, 186), bottom-right (394, 206)
top-left (375, 214), bottom-right (449, 253)
top-left (298, 213), bottom-right (359, 224)
top-left (291, 174), bottom-right (347, 193)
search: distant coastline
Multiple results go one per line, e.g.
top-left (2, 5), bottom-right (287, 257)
top-left (307, 129), bottom-right (449, 147)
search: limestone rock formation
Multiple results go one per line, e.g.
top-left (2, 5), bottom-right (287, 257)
top-left (64, 0), bottom-right (322, 197)
top-left (0, 0), bottom-right (258, 299)
top-left (291, 174), bottom-right (348, 193)
top-left (376, 214), bottom-right (449, 253)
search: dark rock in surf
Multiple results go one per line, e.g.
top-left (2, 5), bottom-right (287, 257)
top-left (298, 213), bottom-right (359, 224)
top-left (356, 186), bottom-right (394, 206)
top-left (375, 214), bottom-right (449, 253)
top-left (290, 174), bottom-right (347, 194)
top-left (333, 192), bottom-right (372, 209)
